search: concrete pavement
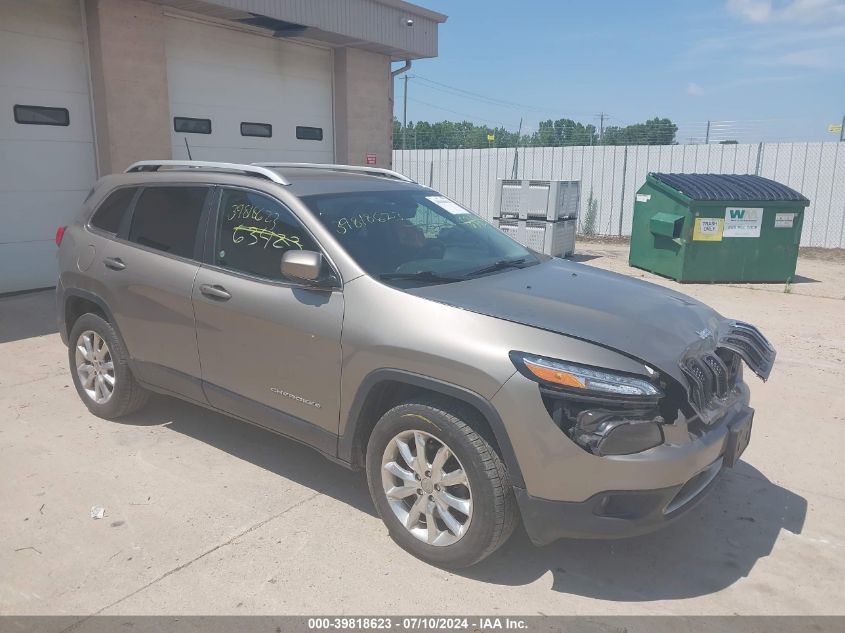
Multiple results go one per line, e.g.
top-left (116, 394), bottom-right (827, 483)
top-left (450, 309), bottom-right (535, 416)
top-left (1, 249), bottom-right (843, 615)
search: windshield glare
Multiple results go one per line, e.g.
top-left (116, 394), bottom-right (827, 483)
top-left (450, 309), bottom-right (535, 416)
top-left (302, 189), bottom-right (538, 285)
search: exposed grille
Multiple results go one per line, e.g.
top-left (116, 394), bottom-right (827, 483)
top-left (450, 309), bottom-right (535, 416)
top-left (703, 354), bottom-right (729, 397)
top-left (682, 352), bottom-right (736, 422)
top-left (719, 321), bottom-right (776, 381)
top-left (680, 321), bottom-right (775, 424)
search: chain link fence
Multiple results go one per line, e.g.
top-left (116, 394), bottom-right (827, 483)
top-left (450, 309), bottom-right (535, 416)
top-left (392, 142), bottom-right (845, 249)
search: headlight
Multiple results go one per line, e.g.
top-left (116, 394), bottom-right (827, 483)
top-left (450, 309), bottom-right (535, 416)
top-left (512, 352), bottom-right (666, 456)
top-left (571, 409), bottom-right (664, 456)
top-left (513, 354), bottom-right (662, 398)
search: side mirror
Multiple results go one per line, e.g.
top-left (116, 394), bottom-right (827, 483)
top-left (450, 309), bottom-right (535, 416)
top-left (281, 250), bottom-right (323, 284)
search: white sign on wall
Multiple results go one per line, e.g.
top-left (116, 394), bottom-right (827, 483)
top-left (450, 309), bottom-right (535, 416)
top-left (724, 207), bottom-right (763, 238)
top-left (774, 213), bottom-right (795, 228)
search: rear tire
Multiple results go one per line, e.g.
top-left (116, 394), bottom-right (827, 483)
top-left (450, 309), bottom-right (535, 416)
top-left (68, 313), bottom-right (149, 419)
top-left (366, 397), bottom-right (517, 568)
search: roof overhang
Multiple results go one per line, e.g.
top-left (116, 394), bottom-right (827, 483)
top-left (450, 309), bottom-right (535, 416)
top-left (151, 0), bottom-right (446, 60)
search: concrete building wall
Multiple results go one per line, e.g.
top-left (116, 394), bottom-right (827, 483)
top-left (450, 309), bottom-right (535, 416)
top-left (195, 0), bottom-right (444, 59)
top-left (334, 47), bottom-right (393, 168)
top-left (84, 0), bottom-right (172, 174)
top-left (83, 0), bottom-right (417, 173)
top-left (1, 0), bottom-right (439, 292)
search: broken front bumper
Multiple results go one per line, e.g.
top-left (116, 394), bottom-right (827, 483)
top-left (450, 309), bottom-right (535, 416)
top-left (514, 406), bottom-right (753, 545)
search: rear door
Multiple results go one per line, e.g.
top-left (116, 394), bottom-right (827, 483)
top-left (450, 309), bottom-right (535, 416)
top-left (192, 186), bottom-right (344, 454)
top-left (95, 184), bottom-right (211, 403)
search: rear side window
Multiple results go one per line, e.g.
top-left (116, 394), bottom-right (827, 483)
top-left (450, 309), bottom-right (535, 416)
top-left (128, 187), bottom-right (207, 259)
top-left (90, 187), bottom-right (137, 234)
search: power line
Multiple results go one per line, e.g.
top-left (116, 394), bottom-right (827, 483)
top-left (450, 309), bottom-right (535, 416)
top-left (411, 74), bottom-right (545, 112)
top-left (411, 74), bottom-right (599, 117)
top-left (405, 97), bottom-right (520, 129)
top-left (406, 75), bottom-right (827, 143)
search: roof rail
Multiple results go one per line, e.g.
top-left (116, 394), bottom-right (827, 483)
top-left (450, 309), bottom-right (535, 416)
top-left (254, 162), bottom-right (414, 183)
top-left (125, 160), bottom-right (290, 185)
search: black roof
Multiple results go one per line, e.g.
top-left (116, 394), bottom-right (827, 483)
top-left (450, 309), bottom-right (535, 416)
top-left (650, 173), bottom-right (809, 203)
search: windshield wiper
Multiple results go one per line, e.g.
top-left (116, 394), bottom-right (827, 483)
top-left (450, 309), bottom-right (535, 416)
top-left (379, 271), bottom-right (463, 284)
top-left (464, 257), bottom-right (528, 277)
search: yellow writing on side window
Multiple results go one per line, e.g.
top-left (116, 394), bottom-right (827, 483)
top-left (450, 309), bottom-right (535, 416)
top-left (232, 225), bottom-right (303, 249)
top-left (336, 211), bottom-right (401, 234)
top-left (227, 203), bottom-right (279, 231)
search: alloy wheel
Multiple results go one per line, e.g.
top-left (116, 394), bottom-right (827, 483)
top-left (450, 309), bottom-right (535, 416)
top-left (381, 429), bottom-right (473, 546)
top-left (75, 330), bottom-right (115, 404)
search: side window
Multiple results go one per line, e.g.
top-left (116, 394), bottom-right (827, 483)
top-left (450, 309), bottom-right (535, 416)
top-left (90, 187), bottom-right (138, 234)
top-left (215, 188), bottom-right (319, 281)
top-left (128, 187), bottom-right (207, 259)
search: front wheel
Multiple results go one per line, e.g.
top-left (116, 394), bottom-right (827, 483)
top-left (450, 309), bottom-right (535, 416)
top-left (366, 398), bottom-right (517, 568)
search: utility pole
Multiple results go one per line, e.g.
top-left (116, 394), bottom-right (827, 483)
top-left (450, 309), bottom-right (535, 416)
top-left (840, 114), bottom-right (844, 142)
top-left (596, 112), bottom-right (607, 144)
top-left (511, 117), bottom-right (523, 179)
top-left (705, 120), bottom-right (711, 144)
top-left (402, 74), bottom-right (409, 150)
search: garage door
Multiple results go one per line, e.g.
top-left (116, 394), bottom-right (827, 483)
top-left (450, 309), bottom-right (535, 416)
top-left (165, 16), bottom-right (334, 164)
top-left (0, 0), bottom-right (97, 294)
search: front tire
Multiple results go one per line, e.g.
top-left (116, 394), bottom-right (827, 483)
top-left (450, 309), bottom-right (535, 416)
top-left (366, 398), bottom-right (517, 568)
top-left (68, 313), bottom-right (149, 419)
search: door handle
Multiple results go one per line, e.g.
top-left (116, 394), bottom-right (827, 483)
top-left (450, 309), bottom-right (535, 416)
top-left (103, 257), bottom-right (126, 271)
top-left (200, 284), bottom-right (231, 300)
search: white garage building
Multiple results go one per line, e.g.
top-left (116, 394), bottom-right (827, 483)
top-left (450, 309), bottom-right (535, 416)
top-left (0, 0), bottom-right (445, 293)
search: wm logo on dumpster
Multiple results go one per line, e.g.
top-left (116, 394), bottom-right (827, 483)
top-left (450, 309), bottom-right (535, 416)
top-left (729, 209), bottom-right (746, 219)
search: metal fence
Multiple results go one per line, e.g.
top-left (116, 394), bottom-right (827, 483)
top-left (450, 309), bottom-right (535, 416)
top-left (392, 142), bottom-right (845, 248)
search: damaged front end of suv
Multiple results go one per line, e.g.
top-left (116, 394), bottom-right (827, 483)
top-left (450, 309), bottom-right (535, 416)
top-left (515, 320), bottom-right (775, 464)
top-left (498, 310), bottom-right (776, 544)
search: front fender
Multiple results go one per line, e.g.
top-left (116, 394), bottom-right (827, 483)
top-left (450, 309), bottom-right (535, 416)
top-left (338, 368), bottom-right (525, 487)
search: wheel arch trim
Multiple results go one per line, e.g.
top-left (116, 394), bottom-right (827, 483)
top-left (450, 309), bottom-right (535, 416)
top-left (61, 288), bottom-right (128, 353)
top-left (339, 369), bottom-right (525, 488)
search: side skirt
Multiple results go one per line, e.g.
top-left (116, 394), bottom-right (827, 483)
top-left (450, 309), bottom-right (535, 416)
top-left (134, 364), bottom-right (349, 468)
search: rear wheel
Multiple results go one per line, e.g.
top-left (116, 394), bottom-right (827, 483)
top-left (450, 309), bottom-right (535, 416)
top-left (366, 398), bottom-right (517, 568)
top-left (68, 313), bottom-right (148, 419)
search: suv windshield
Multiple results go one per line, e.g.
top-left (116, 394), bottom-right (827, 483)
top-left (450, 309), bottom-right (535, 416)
top-left (302, 189), bottom-right (540, 285)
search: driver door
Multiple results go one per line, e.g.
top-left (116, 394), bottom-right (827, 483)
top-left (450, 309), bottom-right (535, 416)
top-left (192, 186), bottom-right (344, 455)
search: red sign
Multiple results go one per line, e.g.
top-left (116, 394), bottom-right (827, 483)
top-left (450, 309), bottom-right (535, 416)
top-left (365, 153), bottom-right (377, 165)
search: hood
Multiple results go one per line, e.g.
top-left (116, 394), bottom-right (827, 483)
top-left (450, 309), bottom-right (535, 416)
top-left (407, 259), bottom-right (731, 386)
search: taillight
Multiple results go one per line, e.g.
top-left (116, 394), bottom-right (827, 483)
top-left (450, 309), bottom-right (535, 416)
top-left (55, 226), bottom-right (66, 246)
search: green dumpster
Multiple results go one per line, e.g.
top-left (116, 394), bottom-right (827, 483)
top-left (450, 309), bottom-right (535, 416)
top-left (629, 173), bottom-right (810, 283)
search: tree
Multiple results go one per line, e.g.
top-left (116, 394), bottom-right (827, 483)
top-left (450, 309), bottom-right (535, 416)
top-left (393, 118), bottom-right (526, 149)
top-left (392, 116), bottom-right (677, 149)
top-left (530, 119), bottom-right (597, 146)
top-left (601, 117), bottom-right (677, 145)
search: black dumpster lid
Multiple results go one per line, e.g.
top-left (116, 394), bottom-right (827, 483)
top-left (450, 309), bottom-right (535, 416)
top-left (650, 173), bottom-right (809, 202)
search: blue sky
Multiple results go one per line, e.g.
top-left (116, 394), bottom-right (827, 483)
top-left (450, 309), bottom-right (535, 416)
top-left (397, 0), bottom-right (845, 142)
